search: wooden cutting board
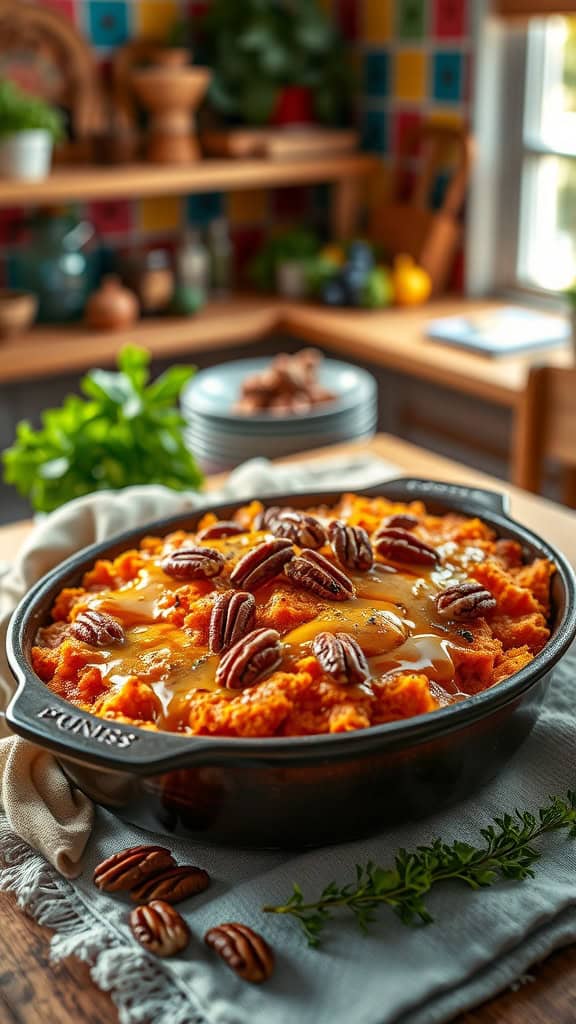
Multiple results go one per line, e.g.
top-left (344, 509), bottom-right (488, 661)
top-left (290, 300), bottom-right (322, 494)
top-left (202, 128), bottom-right (359, 160)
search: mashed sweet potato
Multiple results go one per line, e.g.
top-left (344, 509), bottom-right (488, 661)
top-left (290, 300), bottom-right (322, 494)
top-left (32, 494), bottom-right (554, 738)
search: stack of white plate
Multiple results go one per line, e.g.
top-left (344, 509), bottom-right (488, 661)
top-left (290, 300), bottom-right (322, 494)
top-left (181, 357), bottom-right (378, 473)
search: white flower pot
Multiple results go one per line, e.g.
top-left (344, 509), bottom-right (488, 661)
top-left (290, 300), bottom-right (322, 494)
top-left (0, 130), bottom-right (53, 181)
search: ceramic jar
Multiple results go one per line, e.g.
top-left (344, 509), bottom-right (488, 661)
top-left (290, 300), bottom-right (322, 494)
top-left (85, 275), bottom-right (138, 330)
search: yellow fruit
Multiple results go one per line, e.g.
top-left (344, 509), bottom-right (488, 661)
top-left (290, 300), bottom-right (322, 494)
top-left (392, 254), bottom-right (432, 307)
top-left (320, 244), bottom-right (346, 268)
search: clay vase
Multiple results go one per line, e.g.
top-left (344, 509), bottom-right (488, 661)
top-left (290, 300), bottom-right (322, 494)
top-left (130, 64), bottom-right (211, 163)
top-left (85, 275), bottom-right (138, 330)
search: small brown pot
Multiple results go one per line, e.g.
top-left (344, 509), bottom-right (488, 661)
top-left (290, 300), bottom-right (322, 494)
top-left (0, 290), bottom-right (38, 339)
top-left (152, 48), bottom-right (190, 69)
top-left (85, 275), bottom-right (138, 331)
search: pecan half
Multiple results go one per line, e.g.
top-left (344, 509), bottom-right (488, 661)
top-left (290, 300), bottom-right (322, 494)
top-left (71, 610), bottom-right (125, 647)
top-left (197, 521), bottom-right (245, 541)
top-left (131, 864), bottom-right (210, 904)
top-left (261, 508), bottom-right (326, 549)
top-left (215, 628), bottom-right (282, 690)
top-left (230, 538), bottom-right (293, 590)
top-left (161, 546), bottom-right (224, 580)
top-left (374, 527), bottom-right (438, 567)
top-left (313, 631), bottom-right (370, 685)
top-left (284, 549), bottom-right (354, 601)
top-left (435, 580), bottom-right (497, 620)
top-left (382, 513), bottom-right (419, 530)
top-left (209, 590), bottom-right (256, 653)
top-left (93, 845), bottom-right (175, 892)
top-left (328, 520), bottom-right (373, 572)
top-left (205, 922), bottom-right (275, 984)
top-left (130, 900), bottom-right (190, 958)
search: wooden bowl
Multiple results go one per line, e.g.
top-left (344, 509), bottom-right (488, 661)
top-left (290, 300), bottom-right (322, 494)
top-left (0, 290), bottom-right (38, 339)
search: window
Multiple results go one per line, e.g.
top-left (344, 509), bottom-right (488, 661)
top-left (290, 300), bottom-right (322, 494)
top-left (468, 13), bottom-right (576, 297)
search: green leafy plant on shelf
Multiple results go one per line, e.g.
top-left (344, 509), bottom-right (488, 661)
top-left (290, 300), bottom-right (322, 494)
top-left (250, 228), bottom-right (320, 291)
top-left (0, 79), bottom-right (64, 141)
top-left (199, 0), bottom-right (352, 125)
top-left (3, 347), bottom-right (203, 514)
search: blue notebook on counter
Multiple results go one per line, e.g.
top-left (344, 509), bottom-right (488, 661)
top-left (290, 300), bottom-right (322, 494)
top-left (425, 306), bottom-right (570, 356)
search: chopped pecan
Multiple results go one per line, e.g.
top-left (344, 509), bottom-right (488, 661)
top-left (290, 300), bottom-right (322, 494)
top-left (71, 610), bottom-right (125, 647)
top-left (374, 527), bottom-right (438, 567)
top-left (230, 538), bottom-right (294, 589)
top-left (313, 631), bottom-right (370, 685)
top-left (328, 520), bottom-right (373, 572)
top-left (260, 507), bottom-right (326, 549)
top-left (93, 845), bottom-right (175, 892)
top-left (130, 900), bottom-right (190, 958)
top-left (284, 549), bottom-right (354, 600)
top-left (161, 546), bottom-right (224, 580)
top-left (205, 922), bottom-right (275, 984)
top-left (130, 864), bottom-right (210, 904)
top-left (436, 580), bottom-right (497, 620)
top-left (381, 513), bottom-right (419, 530)
top-left (209, 590), bottom-right (256, 653)
top-left (197, 521), bottom-right (245, 541)
top-left (216, 628), bottom-right (282, 690)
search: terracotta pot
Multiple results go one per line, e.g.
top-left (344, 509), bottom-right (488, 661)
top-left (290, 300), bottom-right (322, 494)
top-left (0, 290), bottom-right (38, 339)
top-left (131, 66), bottom-right (211, 163)
top-left (271, 86), bottom-right (314, 126)
top-left (85, 275), bottom-right (138, 331)
top-left (152, 48), bottom-right (190, 69)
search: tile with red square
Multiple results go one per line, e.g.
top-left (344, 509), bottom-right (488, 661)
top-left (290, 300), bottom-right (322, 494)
top-left (0, 208), bottom-right (28, 246)
top-left (392, 111), bottom-right (423, 160)
top-left (335, 0), bottom-right (358, 40)
top-left (41, 0), bottom-right (78, 24)
top-left (271, 187), bottom-right (311, 219)
top-left (433, 0), bottom-right (466, 39)
top-left (88, 200), bottom-right (133, 238)
top-left (231, 226), bottom-right (266, 287)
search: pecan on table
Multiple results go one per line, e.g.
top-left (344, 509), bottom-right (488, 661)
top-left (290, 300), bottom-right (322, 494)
top-left (131, 864), bottom-right (210, 904)
top-left (130, 900), bottom-right (190, 958)
top-left (205, 922), bottom-right (275, 984)
top-left (373, 527), bottom-right (438, 567)
top-left (161, 546), bottom-right (225, 580)
top-left (435, 580), bottom-right (497, 620)
top-left (230, 538), bottom-right (294, 590)
top-left (209, 590), bottom-right (256, 654)
top-left (328, 520), bottom-right (373, 572)
top-left (259, 507), bottom-right (327, 549)
top-left (381, 513), bottom-right (420, 530)
top-left (313, 631), bottom-right (370, 685)
top-left (197, 521), bottom-right (245, 541)
top-left (71, 610), bottom-right (125, 647)
top-left (215, 628), bottom-right (282, 690)
top-left (93, 845), bottom-right (175, 892)
top-left (284, 548), bottom-right (354, 601)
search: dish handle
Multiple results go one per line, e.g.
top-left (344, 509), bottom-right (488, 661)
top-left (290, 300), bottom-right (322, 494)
top-left (366, 478), bottom-right (510, 518)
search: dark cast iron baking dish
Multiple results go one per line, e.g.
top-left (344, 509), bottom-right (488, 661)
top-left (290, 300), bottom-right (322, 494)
top-left (6, 478), bottom-right (576, 847)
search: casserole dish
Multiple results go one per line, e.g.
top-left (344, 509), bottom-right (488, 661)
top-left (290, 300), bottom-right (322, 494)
top-left (6, 479), bottom-right (576, 847)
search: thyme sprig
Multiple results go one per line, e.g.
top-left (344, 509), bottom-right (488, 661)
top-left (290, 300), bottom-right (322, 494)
top-left (263, 792), bottom-right (576, 946)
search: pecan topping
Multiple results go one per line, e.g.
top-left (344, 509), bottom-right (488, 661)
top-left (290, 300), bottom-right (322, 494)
top-left (161, 546), bottom-right (224, 580)
top-left (328, 520), bottom-right (373, 572)
top-left (209, 590), bottom-right (256, 653)
top-left (71, 610), bottom-right (125, 647)
top-left (259, 507), bottom-right (326, 549)
top-left (382, 513), bottom-right (419, 530)
top-left (131, 864), bottom-right (210, 904)
top-left (230, 538), bottom-right (294, 590)
top-left (93, 845), bottom-right (175, 892)
top-left (313, 631), bottom-right (370, 685)
top-left (130, 900), bottom-right (190, 958)
top-left (374, 527), bottom-right (438, 567)
top-left (284, 549), bottom-right (354, 600)
top-left (216, 628), bottom-right (282, 690)
top-left (436, 580), bottom-right (497, 620)
top-left (197, 521), bottom-right (245, 541)
top-left (205, 922), bottom-right (275, 984)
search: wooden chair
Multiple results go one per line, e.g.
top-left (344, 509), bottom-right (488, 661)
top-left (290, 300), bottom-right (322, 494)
top-left (370, 122), bottom-right (473, 295)
top-left (513, 366), bottom-right (576, 507)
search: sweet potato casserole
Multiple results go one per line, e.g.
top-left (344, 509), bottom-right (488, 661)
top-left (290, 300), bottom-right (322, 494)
top-left (32, 495), bottom-right (555, 738)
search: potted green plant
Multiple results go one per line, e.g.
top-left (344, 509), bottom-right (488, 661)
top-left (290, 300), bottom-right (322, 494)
top-left (0, 79), bottom-right (64, 181)
top-left (198, 0), bottom-right (351, 126)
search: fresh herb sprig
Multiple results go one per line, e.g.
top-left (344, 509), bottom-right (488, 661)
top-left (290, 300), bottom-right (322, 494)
top-left (263, 793), bottom-right (576, 947)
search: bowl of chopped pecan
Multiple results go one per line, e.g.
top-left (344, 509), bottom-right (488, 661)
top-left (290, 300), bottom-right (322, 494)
top-left (6, 479), bottom-right (576, 847)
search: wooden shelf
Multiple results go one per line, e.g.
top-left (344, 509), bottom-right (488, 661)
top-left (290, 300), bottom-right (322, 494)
top-left (0, 155), bottom-right (378, 208)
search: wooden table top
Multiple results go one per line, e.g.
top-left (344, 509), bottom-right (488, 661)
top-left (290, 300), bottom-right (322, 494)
top-left (2, 433), bottom-right (576, 1024)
